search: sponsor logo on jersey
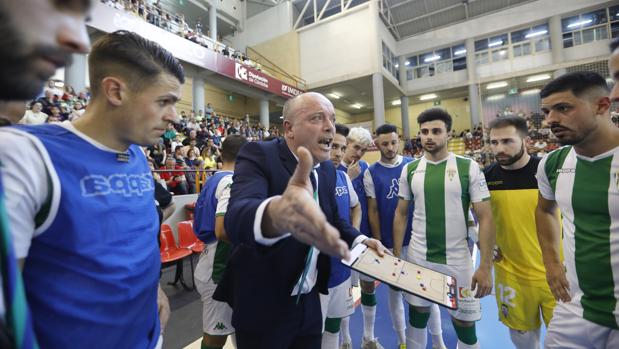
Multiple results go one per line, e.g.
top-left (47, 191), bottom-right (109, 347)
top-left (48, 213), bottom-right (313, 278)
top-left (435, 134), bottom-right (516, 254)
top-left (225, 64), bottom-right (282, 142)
top-left (81, 173), bottom-right (154, 197)
top-left (459, 287), bottom-right (473, 299)
top-left (335, 185), bottom-right (349, 197)
top-left (386, 178), bottom-right (399, 199)
top-left (556, 168), bottom-right (576, 173)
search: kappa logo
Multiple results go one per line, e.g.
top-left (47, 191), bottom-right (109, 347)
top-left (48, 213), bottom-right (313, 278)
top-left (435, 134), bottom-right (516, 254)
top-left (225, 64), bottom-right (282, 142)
top-left (81, 173), bottom-right (154, 197)
top-left (214, 322), bottom-right (227, 331)
top-left (335, 185), bottom-right (349, 197)
top-left (386, 178), bottom-right (399, 199)
top-left (235, 63), bottom-right (248, 81)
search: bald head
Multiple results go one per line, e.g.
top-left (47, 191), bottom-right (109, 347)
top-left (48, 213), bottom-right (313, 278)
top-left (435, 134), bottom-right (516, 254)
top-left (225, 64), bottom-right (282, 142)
top-left (283, 92), bottom-right (333, 123)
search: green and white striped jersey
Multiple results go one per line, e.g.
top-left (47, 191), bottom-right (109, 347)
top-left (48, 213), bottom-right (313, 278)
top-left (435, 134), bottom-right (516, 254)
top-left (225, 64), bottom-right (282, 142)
top-left (399, 153), bottom-right (490, 265)
top-left (537, 145), bottom-right (619, 329)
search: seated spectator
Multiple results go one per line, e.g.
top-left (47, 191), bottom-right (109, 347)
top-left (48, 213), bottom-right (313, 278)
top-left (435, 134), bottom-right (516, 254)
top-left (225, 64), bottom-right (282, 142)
top-left (181, 138), bottom-right (200, 158)
top-left (159, 156), bottom-right (188, 195)
top-left (69, 101), bottom-right (86, 121)
top-left (163, 123), bottom-right (177, 144)
top-left (147, 139), bottom-right (167, 166)
top-left (20, 102), bottom-right (47, 125)
top-left (184, 148), bottom-right (202, 194)
top-left (37, 89), bottom-right (58, 114)
top-left (205, 103), bottom-right (214, 120)
top-left (200, 145), bottom-right (218, 170)
top-left (48, 105), bottom-right (63, 122)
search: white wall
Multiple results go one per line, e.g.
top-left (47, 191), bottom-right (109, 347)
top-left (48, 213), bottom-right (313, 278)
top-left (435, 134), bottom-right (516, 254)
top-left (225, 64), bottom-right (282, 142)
top-left (405, 70), bottom-right (468, 95)
top-left (396, 0), bottom-right (610, 56)
top-left (229, 2), bottom-right (293, 51)
top-left (476, 52), bottom-right (553, 80)
top-left (564, 40), bottom-right (613, 62)
top-left (299, 4), bottom-right (378, 88)
top-left (207, 0), bottom-right (242, 23)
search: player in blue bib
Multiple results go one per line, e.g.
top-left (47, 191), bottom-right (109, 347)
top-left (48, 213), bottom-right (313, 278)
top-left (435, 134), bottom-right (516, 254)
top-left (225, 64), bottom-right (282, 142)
top-left (321, 124), bottom-right (360, 349)
top-left (193, 135), bottom-right (247, 349)
top-left (0, 31), bottom-right (185, 349)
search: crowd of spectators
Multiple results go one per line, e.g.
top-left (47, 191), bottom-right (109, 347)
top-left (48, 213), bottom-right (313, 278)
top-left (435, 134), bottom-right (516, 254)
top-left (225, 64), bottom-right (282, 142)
top-left (18, 81), bottom-right (90, 125)
top-left (101, 0), bottom-right (268, 73)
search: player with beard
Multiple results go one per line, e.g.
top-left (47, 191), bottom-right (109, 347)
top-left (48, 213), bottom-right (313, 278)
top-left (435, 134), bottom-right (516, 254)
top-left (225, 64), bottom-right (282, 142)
top-left (0, 1), bottom-right (90, 347)
top-left (536, 71), bottom-right (619, 348)
top-left (484, 116), bottom-right (559, 349)
top-left (394, 108), bottom-right (495, 349)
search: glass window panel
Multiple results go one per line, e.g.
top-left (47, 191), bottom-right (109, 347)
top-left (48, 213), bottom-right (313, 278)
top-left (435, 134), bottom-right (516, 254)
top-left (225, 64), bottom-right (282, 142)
top-left (585, 8), bottom-right (607, 26)
top-left (582, 28), bottom-right (595, 43)
top-left (511, 28), bottom-right (528, 43)
top-left (535, 38), bottom-right (550, 52)
top-left (595, 26), bottom-right (608, 40)
top-left (453, 57), bottom-right (467, 71)
top-left (611, 5), bottom-right (619, 21)
top-left (475, 51), bottom-right (489, 65)
top-left (415, 66), bottom-right (431, 78)
top-left (435, 47), bottom-right (451, 61)
top-left (532, 23), bottom-right (549, 34)
top-left (563, 32), bottom-right (573, 48)
top-left (407, 56), bottom-right (418, 67)
top-left (475, 39), bottom-right (488, 52)
top-left (562, 15), bottom-right (579, 32)
top-left (489, 33), bottom-right (508, 47)
top-left (491, 48), bottom-right (508, 61)
top-left (452, 44), bottom-right (466, 57)
top-left (612, 22), bottom-right (619, 39)
top-left (574, 31), bottom-right (583, 45)
top-left (436, 61), bottom-right (452, 74)
top-left (513, 43), bottom-right (531, 57)
top-left (406, 69), bottom-right (413, 80)
top-left (419, 51), bottom-right (436, 63)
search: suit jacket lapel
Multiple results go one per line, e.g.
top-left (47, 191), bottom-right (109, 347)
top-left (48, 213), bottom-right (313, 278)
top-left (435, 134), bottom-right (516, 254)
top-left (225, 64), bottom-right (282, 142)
top-left (278, 138), bottom-right (297, 176)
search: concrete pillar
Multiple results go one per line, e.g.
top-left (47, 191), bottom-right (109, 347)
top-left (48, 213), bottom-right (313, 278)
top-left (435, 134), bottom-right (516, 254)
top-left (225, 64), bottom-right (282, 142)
top-left (209, 2), bottom-right (217, 42)
top-left (260, 98), bottom-right (269, 129)
top-left (465, 38), bottom-right (481, 127)
top-left (400, 96), bottom-right (410, 139)
top-left (372, 73), bottom-right (385, 128)
top-left (468, 83), bottom-right (481, 128)
top-left (64, 53), bottom-right (87, 94)
top-left (549, 15), bottom-right (564, 64)
top-left (398, 55), bottom-right (407, 88)
top-left (192, 76), bottom-right (205, 116)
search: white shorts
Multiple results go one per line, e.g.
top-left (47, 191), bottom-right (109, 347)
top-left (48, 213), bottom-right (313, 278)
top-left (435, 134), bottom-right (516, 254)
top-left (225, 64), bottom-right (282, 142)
top-left (350, 270), bottom-right (360, 287)
top-left (404, 256), bottom-right (480, 322)
top-left (544, 302), bottom-right (619, 349)
top-left (194, 243), bottom-right (234, 336)
top-left (320, 277), bottom-right (355, 322)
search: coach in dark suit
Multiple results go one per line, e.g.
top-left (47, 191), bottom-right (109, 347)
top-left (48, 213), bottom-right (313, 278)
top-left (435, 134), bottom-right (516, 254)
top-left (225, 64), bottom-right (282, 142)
top-left (214, 92), bottom-right (387, 349)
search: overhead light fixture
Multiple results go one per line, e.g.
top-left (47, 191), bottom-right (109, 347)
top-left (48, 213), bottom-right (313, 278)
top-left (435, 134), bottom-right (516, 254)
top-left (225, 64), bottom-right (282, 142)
top-left (351, 103), bottom-right (363, 109)
top-left (424, 55), bottom-right (441, 63)
top-left (391, 99), bottom-right (401, 106)
top-left (525, 30), bottom-right (548, 38)
top-left (454, 49), bottom-right (467, 55)
top-left (488, 40), bottom-right (503, 48)
top-left (395, 63), bottom-right (399, 68)
top-left (419, 93), bottom-right (437, 101)
top-left (486, 81), bottom-right (508, 90)
top-left (521, 89), bottom-right (541, 95)
top-left (328, 93), bottom-right (341, 99)
top-left (405, 60), bottom-right (410, 66)
top-left (54, 81), bottom-right (65, 88)
top-left (567, 19), bottom-right (592, 29)
top-left (498, 50), bottom-right (507, 56)
top-left (606, 78), bottom-right (614, 85)
top-left (486, 94), bottom-right (505, 101)
top-left (526, 74), bottom-right (551, 82)
top-left (279, 116), bottom-right (284, 119)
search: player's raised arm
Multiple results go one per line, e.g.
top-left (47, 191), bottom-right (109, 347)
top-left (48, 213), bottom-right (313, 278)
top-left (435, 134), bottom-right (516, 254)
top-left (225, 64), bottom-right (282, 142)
top-left (392, 199), bottom-right (410, 258)
top-left (535, 194), bottom-right (570, 302)
top-left (471, 200), bottom-right (495, 298)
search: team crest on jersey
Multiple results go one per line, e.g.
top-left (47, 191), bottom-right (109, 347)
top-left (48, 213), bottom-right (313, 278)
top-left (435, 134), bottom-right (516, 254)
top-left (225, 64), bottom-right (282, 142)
top-left (447, 168), bottom-right (456, 181)
top-left (386, 178), bottom-right (399, 199)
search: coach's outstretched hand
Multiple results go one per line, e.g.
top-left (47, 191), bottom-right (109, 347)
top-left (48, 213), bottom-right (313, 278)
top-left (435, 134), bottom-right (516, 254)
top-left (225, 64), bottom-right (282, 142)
top-left (265, 146), bottom-right (350, 260)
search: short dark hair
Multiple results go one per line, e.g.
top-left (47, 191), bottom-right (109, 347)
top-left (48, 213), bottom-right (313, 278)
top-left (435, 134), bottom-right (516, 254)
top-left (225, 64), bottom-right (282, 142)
top-left (335, 123), bottom-right (350, 137)
top-left (88, 30), bottom-right (185, 97)
top-left (221, 135), bottom-right (247, 163)
top-left (375, 124), bottom-right (397, 136)
top-left (417, 108), bottom-right (452, 131)
top-left (540, 71), bottom-right (609, 99)
top-left (488, 116), bottom-right (528, 137)
top-left (610, 37), bottom-right (619, 53)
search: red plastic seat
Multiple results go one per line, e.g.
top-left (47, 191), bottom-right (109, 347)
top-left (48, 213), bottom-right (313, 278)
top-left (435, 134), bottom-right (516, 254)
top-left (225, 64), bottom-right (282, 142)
top-left (178, 220), bottom-right (200, 251)
top-left (160, 225), bottom-right (191, 263)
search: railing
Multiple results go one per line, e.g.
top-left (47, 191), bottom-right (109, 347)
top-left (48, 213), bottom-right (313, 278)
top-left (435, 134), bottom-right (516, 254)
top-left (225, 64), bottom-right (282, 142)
top-left (246, 47), bottom-right (307, 90)
top-left (153, 169), bottom-right (218, 193)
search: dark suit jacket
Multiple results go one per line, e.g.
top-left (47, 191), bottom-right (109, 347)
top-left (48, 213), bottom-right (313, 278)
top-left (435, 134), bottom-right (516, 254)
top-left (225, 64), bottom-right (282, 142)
top-left (214, 137), bottom-right (360, 333)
